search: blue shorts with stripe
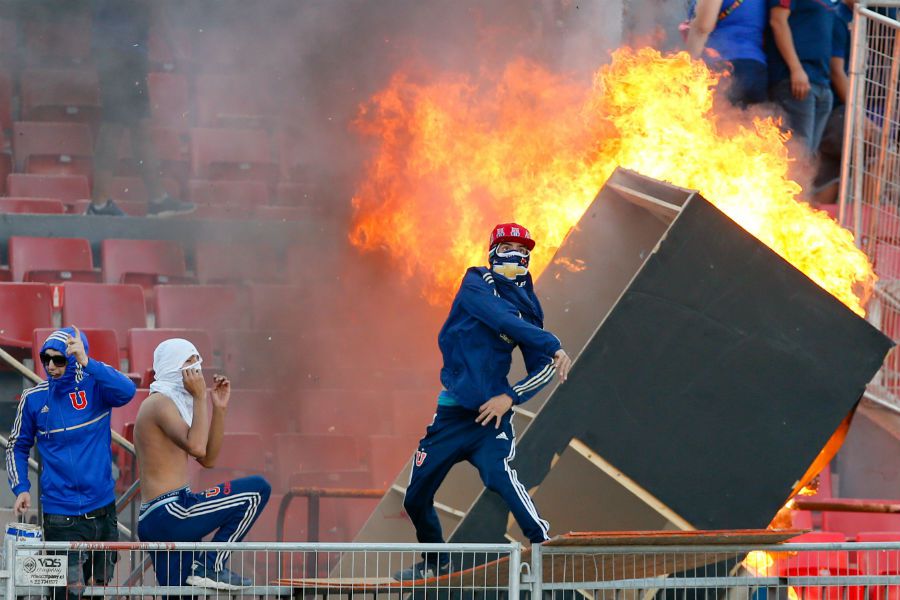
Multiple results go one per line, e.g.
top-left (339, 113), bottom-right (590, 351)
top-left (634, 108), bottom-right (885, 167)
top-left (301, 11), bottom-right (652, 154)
top-left (137, 475), bottom-right (271, 585)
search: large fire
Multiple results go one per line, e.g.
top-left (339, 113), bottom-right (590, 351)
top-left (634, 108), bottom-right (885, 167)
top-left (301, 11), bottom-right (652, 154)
top-left (350, 47), bottom-right (875, 314)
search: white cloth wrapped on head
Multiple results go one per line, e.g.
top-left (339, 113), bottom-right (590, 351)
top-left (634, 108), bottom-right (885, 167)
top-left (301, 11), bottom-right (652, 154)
top-left (150, 338), bottom-right (202, 426)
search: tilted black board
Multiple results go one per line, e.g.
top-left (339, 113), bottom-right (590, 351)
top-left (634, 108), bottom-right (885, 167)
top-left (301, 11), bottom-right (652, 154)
top-left (451, 189), bottom-right (893, 541)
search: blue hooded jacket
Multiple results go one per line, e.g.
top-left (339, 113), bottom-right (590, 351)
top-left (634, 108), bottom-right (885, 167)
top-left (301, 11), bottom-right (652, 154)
top-left (438, 267), bottom-right (562, 410)
top-left (6, 328), bottom-right (136, 515)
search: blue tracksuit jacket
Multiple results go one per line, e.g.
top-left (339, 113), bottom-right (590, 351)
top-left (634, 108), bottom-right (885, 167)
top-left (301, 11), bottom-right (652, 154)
top-left (6, 328), bottom-right (136, 515)
top-left (438, 267), bottom-right (562, 409)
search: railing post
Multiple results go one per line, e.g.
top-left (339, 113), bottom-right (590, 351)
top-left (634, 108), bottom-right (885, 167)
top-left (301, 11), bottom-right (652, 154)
top-left (531, 542), bottom-right (542, 600)
top-left (6, 535), bottom-right (15, 600)
top-left (508, 542), bottom-right (521, 599)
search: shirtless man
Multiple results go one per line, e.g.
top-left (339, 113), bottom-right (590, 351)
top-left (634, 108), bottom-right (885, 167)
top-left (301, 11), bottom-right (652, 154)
top-left (134, 339), bottom-right (271, 591)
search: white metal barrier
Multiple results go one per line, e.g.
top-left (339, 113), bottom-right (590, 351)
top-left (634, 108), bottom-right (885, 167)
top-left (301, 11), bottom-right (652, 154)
top-left (3, 539), bottom-right (519, 598)
top-left (840, 3), bottom-right (900, 407)
top-left (5, 539), bottom-right (900, 599)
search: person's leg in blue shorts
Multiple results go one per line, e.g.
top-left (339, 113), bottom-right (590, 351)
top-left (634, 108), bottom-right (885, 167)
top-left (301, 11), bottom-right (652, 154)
top-left (137, 476), bottom-right (271, 591)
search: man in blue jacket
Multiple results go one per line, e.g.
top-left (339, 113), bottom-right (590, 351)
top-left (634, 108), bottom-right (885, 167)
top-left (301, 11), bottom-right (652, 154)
top-left (395, 223), bottom-right (572, 581)
top-left (7, 326), bottom-right (136, 596)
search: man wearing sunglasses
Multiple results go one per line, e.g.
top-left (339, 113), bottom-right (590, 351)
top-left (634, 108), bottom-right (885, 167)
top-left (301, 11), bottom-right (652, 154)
top-left (395, 223), bottom-right (573, 581)
top-left (6, 326), bottom-right (136, 597)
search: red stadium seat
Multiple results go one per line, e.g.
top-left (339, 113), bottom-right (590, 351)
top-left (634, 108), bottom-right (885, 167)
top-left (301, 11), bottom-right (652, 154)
top-left (155, 285), bottom-right (250, 346)
top-left (275, 182), bottom-right (323, 209)
top-left (200, 433), bottom-right (265, 473)
top-left (23, 15), bottom-right (92, 67)
top-left (9, 236), bottom-right (99, 283)
top-left (110, 389), bottom-right (149, 439)
top-left (274, 433), bottom-right (363, 489)
top-left (877, 243), bottom-right (900, 280)
top-left (20, 69), bottom-right (102, 124)
top-left (195, 74), bottom-right (275, 128)
top-left (188, 180), bottom-right (269, 208)
top-left (195, 244), bottom-right (281, 286)
top-left (12, 122), bottom-right (93, 179)
top-left (0, 198), bottom-right (66, 214)
top-left (390, 391), bottom-right (434, 439)
top-left (0, 19), bottom-right (17, 69)
top-left (0, 70), bottom-right (12, 133)
top-left (61, 283), bottom-right (147, 347)
top-left (792, 509), bottom-right (814, 530)
top-left (857, 532), bottom-right (900, 600)
top-left (107, 176), bottom-right (149, 203)
top-left (365, 435), bottom-right (415, 489)
top-left (190, 128), bottom-right (277, 185)
top-left (70, 199), bottom-right (148, 217)
top-left (255, 206), bottom-right (311, 222)
top-left (190, 28), bottom-right (257, 72)
top-left (117, 127), bottom-right (190, 189)
top-left (7, 174), bottom-right (90, 203)
top-left (101, 239), bottom-right (188, 288)
top-left (779, 531), bottom-right (849, 573)
top-left (127, 328), bottom-right (213, 386)
top-left (294, 390), bottom-right (392, 436)
top-left (0, 283), bottom-right (53, 348)
top-left (178, 204), bottom-right (247, 220)
top-left (248, 285), bottom-right (304, 330)
top-left (222, 389), bottom-right (285, 434)
top-left (287, 470), bottom-right (374, 490)
top-left (220, 329), bottom-right (291, 389)
top-left (32, 328), bottom-right (120, 374)
top-left (822, 510), bottom-right (900, 540)
top-left (148, 22), bottom-right (192, 72)
top-left (148, 72), bottom-right (192, 127)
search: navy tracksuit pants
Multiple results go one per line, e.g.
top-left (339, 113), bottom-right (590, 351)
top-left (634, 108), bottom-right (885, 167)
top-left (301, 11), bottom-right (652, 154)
top-left (403, 405), bottom-right (549, 556)
top-left (137, 475), bottom-right (271, 585)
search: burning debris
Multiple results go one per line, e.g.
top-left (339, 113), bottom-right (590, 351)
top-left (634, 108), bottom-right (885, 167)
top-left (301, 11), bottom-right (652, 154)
top-left (350, 48), bottom-right (873, 314)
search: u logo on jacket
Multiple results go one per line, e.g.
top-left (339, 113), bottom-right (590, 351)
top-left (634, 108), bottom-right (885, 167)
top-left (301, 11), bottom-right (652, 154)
top-left (69, 390), bottom-right (87, 410)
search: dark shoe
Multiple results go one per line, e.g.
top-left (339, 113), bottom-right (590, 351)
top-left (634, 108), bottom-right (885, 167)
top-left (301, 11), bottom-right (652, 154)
top-left (147, 194), bottom-right (196, 217)
top-left (392, 560), bottom-right (452, 582)
top-left (85, 199), bottom-right (126, 216)
top-left (186, 563), bottom-right (251, 590)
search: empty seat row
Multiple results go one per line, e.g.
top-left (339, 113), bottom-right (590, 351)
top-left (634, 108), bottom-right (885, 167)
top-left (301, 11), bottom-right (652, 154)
top-left (0, 13), bottom-right (284, 74)
top-left (0, 282), bottom-right (310, 348)
top-left (5, 237), bottom-right (299, 286)
top-left (9, 122), bottom-right (280, 186)
top-left (1, 176), bottom-right (317, 213)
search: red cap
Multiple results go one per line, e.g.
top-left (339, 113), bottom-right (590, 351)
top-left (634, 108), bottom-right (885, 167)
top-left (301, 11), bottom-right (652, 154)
top-left (489, 223), bottom-right (535, 251)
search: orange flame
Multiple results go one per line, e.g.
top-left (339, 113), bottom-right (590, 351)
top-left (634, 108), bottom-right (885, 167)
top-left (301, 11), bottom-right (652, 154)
top-left (350, 47), bottom-right (875, 313)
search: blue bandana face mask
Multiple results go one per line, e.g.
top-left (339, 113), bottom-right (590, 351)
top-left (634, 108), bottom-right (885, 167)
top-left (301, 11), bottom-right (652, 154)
top-left (490, 246), bottom-right (531, 285)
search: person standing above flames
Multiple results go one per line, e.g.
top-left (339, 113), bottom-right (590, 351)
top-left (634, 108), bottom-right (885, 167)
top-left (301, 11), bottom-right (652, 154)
top-left (394, 223), bottom-right (573, 581)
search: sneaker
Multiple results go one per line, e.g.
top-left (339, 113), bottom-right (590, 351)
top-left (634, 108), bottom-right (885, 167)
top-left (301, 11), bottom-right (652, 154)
top-left (147, 194), bottom-right (196, 218)
top-left (85, 199), bottom-right (126, 216)
top-left (392, 560), bottom-right (452, 582)
top-left (186, 563), bottom-right (252, 590)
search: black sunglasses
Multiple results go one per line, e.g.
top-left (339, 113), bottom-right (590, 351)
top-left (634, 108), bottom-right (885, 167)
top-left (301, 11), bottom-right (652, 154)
top-left (39, 353), bottom-right (67, 367)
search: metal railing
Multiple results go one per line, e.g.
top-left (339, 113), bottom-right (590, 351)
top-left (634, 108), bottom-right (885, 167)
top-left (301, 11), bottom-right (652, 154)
top-left (840, 4), bottom-right (900, 412)
top-left (531, 541), bottom-right (900, 599)
top-left (5, 539), bottom-right (900, 598)
top-left (275, 486), bottom-right (385, 543)
top-left (3, 539), bottom-right (519, 598)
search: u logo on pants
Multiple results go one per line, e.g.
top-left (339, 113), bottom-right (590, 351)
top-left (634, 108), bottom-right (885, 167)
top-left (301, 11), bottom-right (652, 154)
top-left (403, 405), bottom-right (549, 544)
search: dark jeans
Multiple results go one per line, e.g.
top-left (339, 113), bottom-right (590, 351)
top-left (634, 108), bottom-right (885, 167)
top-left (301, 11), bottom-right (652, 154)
top-left (43, 503), bottom-right (118, 599)
top-left (813, 104), bottom-right (846, 192)
top-left (770, 78), bottom-right (834, 153)
top-left (722, 59), bottom-right (769, 108)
